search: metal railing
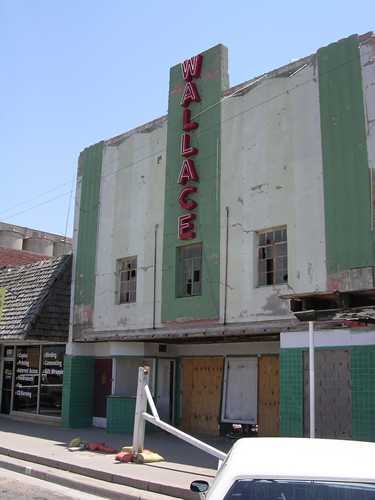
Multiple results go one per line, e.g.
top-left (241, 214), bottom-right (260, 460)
top-left (132, 366), bottom-right (227, 465)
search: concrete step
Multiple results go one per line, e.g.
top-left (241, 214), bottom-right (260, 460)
top-left (0, 454), bottom-right (178, 500)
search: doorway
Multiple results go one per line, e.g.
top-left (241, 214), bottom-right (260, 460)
top-left (1, 360), bottom-right (14, 414)
top-left (93, 358), bottom-right (113, 426)
top-left (156, 359), bottom-right (175, 423)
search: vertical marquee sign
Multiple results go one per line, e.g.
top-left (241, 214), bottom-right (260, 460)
top-left (178, 54), bottom-right (202, 239)
top-left (162, 45), bottom-right (228, 322)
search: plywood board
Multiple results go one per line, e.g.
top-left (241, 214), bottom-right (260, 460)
top-left (222, 357), bottom-right (258, 424)
top-left (304, 349), bottom-right (352, 439)
top-left (181, 357), bottom-right (223, 435)
top-left (258, 355), bottom-right (280, 436)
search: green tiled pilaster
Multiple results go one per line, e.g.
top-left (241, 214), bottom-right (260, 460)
top-left (62, 356), bottom-right (95, 428)
top-left (352, 346), bottom-right (375, 442)
top-left (280, 349), bottom-right (304, 437)
top-left (107, 396), bottom-right (136, 433)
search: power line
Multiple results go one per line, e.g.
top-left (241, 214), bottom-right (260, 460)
top-left (0, 180), bottom-right (72, 217)
top-left (3, 191), bottom-right (72, 221)
top-left (4, 46), bottom-right (372, 221)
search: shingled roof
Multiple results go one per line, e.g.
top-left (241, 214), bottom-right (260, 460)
top-left (0, 246), bottom-right (50, 268)
top-left (0, 254), bottom-right (71, 341)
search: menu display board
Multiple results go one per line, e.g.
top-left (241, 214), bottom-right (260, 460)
top-left (13, 346), bottom-right (40, 413)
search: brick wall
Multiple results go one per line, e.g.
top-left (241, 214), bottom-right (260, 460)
top-left (62, 355), bottom-right (95, 428)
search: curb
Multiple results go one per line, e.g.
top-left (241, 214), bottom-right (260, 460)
top-left (0, 447), bottom-right (196, 500)
top-left (0, 454), bottom-right (174, 499)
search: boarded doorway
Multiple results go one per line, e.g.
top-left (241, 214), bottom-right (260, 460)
top-left (304, 349), bottom-right (352, 439)
top-left (156, 359), bottom-right (175, 423)
top-left (258, 355), bottom-right (280, 436)
top-left (181, 357), bottom-right (224, 435)
top-left (94, 358), bottom-right (113, 421)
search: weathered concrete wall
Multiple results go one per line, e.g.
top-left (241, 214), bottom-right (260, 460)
top-left (361, 38), bottom-right (375, 224)
top-left (93, 118), bottom-right (167, 332)
top-left (220, 58), bottom-right (327, 323)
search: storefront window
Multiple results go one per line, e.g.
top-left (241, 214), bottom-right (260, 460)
top-left (12, 345), bottom-right (64, 416)
top-left (40, 345), bottom-right (64, 416)
top-left (14, 346), bottom-right (40, 413)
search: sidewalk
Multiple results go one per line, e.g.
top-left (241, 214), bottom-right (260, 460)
top-left (0, 417), bottom-right (233, 499)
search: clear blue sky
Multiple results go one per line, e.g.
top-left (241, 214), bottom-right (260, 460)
top-left (1, 1), bottom-right (373, 236)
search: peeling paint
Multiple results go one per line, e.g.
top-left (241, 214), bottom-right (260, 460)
top-left (250, 183), bottom-right (269, 193)
top-left (327, 267), bottom-right (374, 292)
top-left (261, 293), bottom-right (288, 316)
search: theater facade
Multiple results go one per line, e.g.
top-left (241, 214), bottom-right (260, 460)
top-left (63, 33), bottom-right (375, 440)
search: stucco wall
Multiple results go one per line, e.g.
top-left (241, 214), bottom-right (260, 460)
top-left (220, 59), bottom-right (327, 323)
top-left (93, 119), bottom-right (167, 332)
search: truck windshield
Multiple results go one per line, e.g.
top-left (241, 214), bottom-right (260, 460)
top-left (224, 479), bottom-right (375, 499)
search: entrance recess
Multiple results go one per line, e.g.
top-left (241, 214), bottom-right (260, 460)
top-left (156, 359), bottom-right (175, 423)
top-left (1, 360), bottom-right (13, 414)
top-left (94, 359), bottom-right (113, 421)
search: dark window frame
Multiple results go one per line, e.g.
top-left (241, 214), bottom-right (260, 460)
top-left (176, 243), bottom-right (202, 298)
top-left (257, 227), bottom-right (287, 286)
top-left (117, 256), bottom-right (137, 304)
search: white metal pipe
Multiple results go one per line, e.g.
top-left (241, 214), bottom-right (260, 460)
top-left (309, 321), bottom-right (315, 439)
top-left (142, 412), bottom-right (227, 461)
top-left (144, 384), bottom-right (159, 420)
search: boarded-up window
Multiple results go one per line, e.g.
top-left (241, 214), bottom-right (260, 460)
top-left (258, 227), bottom-right (287, 286)
top-left (176, 244), bottom-right (202, 297)
top-left (221, 357), bottom-right (258, 424)
top-left (118, 257), bottom-right (137, 304)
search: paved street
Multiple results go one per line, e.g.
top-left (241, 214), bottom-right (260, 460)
top-left (0, 468), bottom-right (99, 500)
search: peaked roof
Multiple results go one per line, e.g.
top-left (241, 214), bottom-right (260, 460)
top-left (0, 246), bottom-right (50, 269)
top-left (0, 254), bottom-right (71, 340)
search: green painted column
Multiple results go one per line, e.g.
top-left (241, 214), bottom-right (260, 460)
top-left (280, 349), bottom-right (304, 437)
top-left (62, 356), bottom-right (95, 428)
top-left (161, 45), bottom-right (228, 322)
top-left (352, 346), bottom-right (375, 442)
top-left (74, 141), bottom-right (104, 331)
top-left (318, 35), bottom-right (373, 275)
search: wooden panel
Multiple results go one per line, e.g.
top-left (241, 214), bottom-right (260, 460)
top-left (258, 355), bottom-right (280, 436)
top-left (181, 357), bottom-right (223, 435)
top-left (304, 349), bottom-right (352, 439)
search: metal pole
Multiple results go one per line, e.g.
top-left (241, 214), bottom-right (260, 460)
top-left (142, 412), bottom-right (227, 461)
top-left (223, 206), bottom-right (229, 325)
top-left (309, 321), bottom-right (315, 438)
top-left (132, 367), bottom-right (149, 455)
top-left (152, 224), bottom-right (158, 329)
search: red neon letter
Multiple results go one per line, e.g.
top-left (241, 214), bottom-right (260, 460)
top-left (178, 159), bottom-right (199, 185)
top-left (178, 186), bottom-right (198, 210)
top-left (180, 82), bottom-right (201, 107)
top-left (181, 133), bottom-right (198, 158)
top-left (178, 213), bottom-right (196, 240)
top-left (181, 54), bottom-right (203, 81)
top-left (183, 108), bottom-right (198, 132)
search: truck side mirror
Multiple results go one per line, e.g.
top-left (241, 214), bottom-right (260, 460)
top-left (190, 480), bottom-right (209, 493)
